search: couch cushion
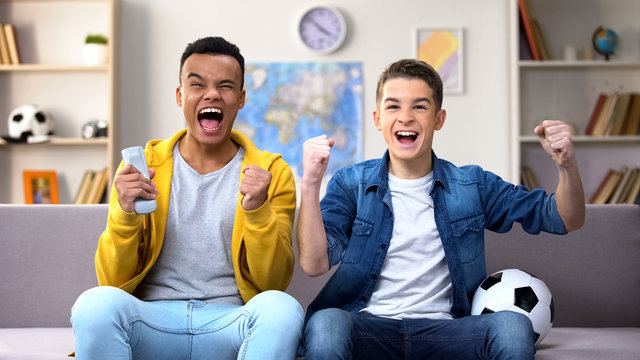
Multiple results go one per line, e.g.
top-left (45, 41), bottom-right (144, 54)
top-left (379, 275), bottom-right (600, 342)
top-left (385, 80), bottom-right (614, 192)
top-left (536, 327), bottom-right (640, 359)
top-left (0, 328), bottom-right (74, 359)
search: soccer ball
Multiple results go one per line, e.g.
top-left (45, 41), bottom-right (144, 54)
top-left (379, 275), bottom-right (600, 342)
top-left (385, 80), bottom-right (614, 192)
top-left (7, 104), bottom-right (55, 142)
top-left (471, 268), bottom-right (554, 345)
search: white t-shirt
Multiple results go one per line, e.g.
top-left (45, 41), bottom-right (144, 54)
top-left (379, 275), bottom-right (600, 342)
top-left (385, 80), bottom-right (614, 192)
top-left (361, 172), bottom-right (453, 320)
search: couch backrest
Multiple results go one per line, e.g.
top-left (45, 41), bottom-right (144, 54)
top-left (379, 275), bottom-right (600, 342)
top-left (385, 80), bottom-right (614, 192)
top-left (1, 204), bottom-right (638, 328)
top-left (484, 204), bottom-right (640, 327)
top-left (0, 204), bottom-right (108, 327)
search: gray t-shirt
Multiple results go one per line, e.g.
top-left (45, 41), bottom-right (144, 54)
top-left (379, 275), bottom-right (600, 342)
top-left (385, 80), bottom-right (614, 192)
top-left (134, 143), bottom-right (244, 305)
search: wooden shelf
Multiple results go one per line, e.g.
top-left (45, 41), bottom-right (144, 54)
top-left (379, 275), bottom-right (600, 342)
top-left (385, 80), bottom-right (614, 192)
top-left (0, 0), bottom-right (116, 204)
top-left (520, 135), bottom-right (640, 143)
top-left (519, 60), bottom-right (640, 68)
top-left (0, 137), bottom-right (109, 146)
top-left (0, 64), bottom-right (109, 72)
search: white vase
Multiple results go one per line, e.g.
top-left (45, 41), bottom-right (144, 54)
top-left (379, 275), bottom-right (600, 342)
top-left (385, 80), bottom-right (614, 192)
top-left (83, 44), bottom-right (108, 66)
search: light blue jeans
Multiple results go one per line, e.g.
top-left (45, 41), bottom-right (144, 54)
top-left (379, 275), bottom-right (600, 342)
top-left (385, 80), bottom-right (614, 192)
top-left (303, 308), bottom-right (535, 360)
top-left (71, 286), bottom-right (304, 360)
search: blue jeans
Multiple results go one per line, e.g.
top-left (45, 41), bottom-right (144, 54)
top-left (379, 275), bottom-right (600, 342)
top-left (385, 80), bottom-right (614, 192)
top-left (71, 286), bottom-right (304, 360)
top-left (303, 308), bottom-right (535, 360)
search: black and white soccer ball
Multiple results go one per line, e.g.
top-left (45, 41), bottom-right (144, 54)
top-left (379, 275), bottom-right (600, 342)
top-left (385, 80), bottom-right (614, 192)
top-left (5, 104), bottom-right (55, 142)
top-left (471, 268), bottom-right (554, 345)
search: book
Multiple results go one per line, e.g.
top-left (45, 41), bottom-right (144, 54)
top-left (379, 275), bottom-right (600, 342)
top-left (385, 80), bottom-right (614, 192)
top-left (607, 93), bottom-right (631, 136)
top-left (518, 17), bottom-right (533, 60)
top-left (621, 93), bottom-right (640, 135)
top-left (74, 170), bottom-right (95, 204)
top-left (607, 166), bottom-right (630, 204)
top-left (87, 167), bottom-right (109, 204)
top-left (592, 93), bottom-right (618, 137)
top-left (0, 24), bottom-right (11, 65)
top-left (616, 168), bottom-right (638, 204)
top-left (590, 169), bottom-right (623, 204)
top-left (518, 0), bottom-right (540, 61)
top-left (625, 168), bottom-right (640, 204)
top-left (3, 24), bottom-right (20, 65)
top-left (530, 19), bottom-right (550, 60)
top-left (585, 93), bottom-right (607, 135)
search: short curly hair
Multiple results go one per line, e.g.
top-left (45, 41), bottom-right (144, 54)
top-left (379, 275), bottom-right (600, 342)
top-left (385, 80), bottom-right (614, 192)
top-left (178, 36), bottom-right (245, 87)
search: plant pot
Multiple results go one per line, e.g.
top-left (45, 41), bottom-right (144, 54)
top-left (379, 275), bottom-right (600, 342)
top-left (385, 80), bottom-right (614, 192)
top-left (83, 44), bottom-right (108, 66)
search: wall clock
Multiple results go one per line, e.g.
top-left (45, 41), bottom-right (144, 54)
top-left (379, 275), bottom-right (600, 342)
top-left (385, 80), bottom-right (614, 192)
top-left (298, 6), bottom-right (347, 54)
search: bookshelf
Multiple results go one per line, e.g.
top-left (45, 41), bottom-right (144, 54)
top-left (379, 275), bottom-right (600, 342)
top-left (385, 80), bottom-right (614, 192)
top-left (0, 0), bottom-right (117, 204)
top-left (510, 0), bottom-right (640, 203)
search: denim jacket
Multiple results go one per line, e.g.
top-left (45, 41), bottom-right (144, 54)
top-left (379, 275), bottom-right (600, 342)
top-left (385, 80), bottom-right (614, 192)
top-left (308, 151), bottom-right (566, 319)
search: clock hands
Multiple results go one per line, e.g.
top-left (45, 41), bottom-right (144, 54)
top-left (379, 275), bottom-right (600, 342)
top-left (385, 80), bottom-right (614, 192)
top-left (308, 18), bottom-right (338, 40)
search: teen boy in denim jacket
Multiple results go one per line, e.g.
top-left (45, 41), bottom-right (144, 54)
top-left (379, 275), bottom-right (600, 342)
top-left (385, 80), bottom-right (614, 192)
top-left (296, 59), bottom-right (585, 359)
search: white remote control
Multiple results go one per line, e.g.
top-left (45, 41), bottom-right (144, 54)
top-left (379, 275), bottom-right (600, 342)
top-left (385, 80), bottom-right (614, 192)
top-left (121, 146), bottom-right (157, 214)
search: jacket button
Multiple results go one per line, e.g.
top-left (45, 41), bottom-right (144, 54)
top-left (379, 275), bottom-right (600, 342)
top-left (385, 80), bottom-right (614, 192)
top-left (381, 244), bottom-right (387, 249)
top-left (371, 274), bottom-right (377, 279)
top-left (361, 296), bottom-right (367, 302)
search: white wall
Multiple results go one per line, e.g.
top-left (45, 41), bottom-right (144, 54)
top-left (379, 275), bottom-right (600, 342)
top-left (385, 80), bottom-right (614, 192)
top-left (117, 0), bottom-right (513, 179)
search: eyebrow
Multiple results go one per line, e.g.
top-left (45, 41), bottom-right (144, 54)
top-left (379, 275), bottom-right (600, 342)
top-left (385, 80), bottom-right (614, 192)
top-left (186, 72), bottom-right (204, 80)
top-left (383, 97), bottom-right (432, 104)
top-left (186, 72), bottom-right (237, 85)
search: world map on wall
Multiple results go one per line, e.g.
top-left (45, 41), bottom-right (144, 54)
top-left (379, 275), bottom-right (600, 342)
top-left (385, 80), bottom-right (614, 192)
top-left (234, 62), bottom-right (363, 177)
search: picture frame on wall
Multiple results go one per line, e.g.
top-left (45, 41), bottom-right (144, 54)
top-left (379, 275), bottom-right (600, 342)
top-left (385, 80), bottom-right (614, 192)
top-left (414, 27), bottom-right (464, 94)
top-left (23, 170), bottom-right (59, 204)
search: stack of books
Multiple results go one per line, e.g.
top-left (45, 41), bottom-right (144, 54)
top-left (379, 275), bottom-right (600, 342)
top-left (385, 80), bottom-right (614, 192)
top-left (518, 0), bottom-right (550, 61)
top-left (0, 23), bottom-right (20, 65)
top-left (589, 166), bottom-right (640, 205)
top-left (585, 93), bottom-right (640, 137)
top-left (73, 168), bottom-right (109, 204)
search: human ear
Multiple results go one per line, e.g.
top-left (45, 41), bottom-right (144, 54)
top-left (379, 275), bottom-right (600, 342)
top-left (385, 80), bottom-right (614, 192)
top-left (373, 109), bottom-right (382, 131)
top-left (176, 86), bottom-right (183, 107)
top-left (435, 108), bottom-right (446, 130)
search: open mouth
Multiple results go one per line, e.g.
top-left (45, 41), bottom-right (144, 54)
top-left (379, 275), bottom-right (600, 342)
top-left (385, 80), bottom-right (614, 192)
top-left (198, 107), bottom-right (223, 131)
top-left (395, 130), bottom-right (418, 144)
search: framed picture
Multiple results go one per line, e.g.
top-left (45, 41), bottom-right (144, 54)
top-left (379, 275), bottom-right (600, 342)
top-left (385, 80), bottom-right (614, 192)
top-left (23, 170), bottom-right (59, 204)
top-left (414, 27), bottom-right (464, 94)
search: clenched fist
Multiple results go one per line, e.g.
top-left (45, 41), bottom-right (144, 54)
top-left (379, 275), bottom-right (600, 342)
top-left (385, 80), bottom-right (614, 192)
top-left (240, 165), bottom-right (271, 211)
top-left (534, 120), bottom-right (577, 169)
top-left (302, 135), bottom-right (335, 188)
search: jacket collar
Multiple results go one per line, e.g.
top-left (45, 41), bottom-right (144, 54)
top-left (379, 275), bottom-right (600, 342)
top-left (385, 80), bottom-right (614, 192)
top-left (145, 128), bottom-right (281, 169)
top-left (366, 150), bottom-right (450, 195)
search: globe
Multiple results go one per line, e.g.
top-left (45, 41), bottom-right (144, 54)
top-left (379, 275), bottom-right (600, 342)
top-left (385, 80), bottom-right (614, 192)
top-left (592, 27), bottom-right (618, 60)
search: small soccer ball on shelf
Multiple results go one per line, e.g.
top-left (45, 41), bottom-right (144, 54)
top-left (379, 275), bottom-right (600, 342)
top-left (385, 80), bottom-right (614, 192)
top-left (1, 104), bottom-right (55, 144)
top-left (471, 268), bottom-right (554, 345)
top-left (83, 34), bottom-right (108, 66)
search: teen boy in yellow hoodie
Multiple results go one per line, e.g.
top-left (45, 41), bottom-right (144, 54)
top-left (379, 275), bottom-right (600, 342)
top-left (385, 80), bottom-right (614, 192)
top-left (71, 37), bottom-right (302, 360)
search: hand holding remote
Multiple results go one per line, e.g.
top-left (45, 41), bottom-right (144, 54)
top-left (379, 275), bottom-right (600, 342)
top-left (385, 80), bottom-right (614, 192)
top-left (120, 146), bottom-right (157, 214)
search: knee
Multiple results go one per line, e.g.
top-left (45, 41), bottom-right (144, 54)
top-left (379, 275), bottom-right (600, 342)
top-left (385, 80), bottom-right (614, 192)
top-left (71, 286), bottom-right (132, 330)
top-left (488, 311), bottom-right (535, 358)
top-left (248, 290), bottom-right (304, 331)
top-left (305, 308), bottom-right (354, 346)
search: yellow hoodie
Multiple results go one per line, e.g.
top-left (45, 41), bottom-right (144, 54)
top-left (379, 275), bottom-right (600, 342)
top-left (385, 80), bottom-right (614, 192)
top-left (95, 129), bottom-right (296, 303)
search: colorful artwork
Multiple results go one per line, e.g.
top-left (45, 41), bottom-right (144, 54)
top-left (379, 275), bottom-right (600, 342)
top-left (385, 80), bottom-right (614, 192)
top-left (415, 28), bottom-right (464, 94)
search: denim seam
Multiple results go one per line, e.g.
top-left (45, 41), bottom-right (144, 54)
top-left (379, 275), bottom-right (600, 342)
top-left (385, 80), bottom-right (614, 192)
top-left (238, 310), bottom-right (254, 359)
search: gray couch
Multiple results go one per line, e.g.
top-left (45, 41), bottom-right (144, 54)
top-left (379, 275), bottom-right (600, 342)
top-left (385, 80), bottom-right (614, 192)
top-left (1, 204), bottom-right (639, 359)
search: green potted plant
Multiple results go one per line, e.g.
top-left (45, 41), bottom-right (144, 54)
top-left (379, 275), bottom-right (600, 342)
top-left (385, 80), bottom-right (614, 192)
top-left (83, 34), bottom-right (108, 66)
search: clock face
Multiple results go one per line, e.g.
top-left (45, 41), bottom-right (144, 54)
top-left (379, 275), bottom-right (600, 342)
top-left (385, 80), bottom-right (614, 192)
top-left (299, 6), bottom-right (347, 53)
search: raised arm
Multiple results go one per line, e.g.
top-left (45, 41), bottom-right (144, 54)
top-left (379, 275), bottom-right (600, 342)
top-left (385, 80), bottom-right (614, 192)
top-left (297, 135), bottom-right (334, 277)
top-left (534, 120), bottom-right (585, 232)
